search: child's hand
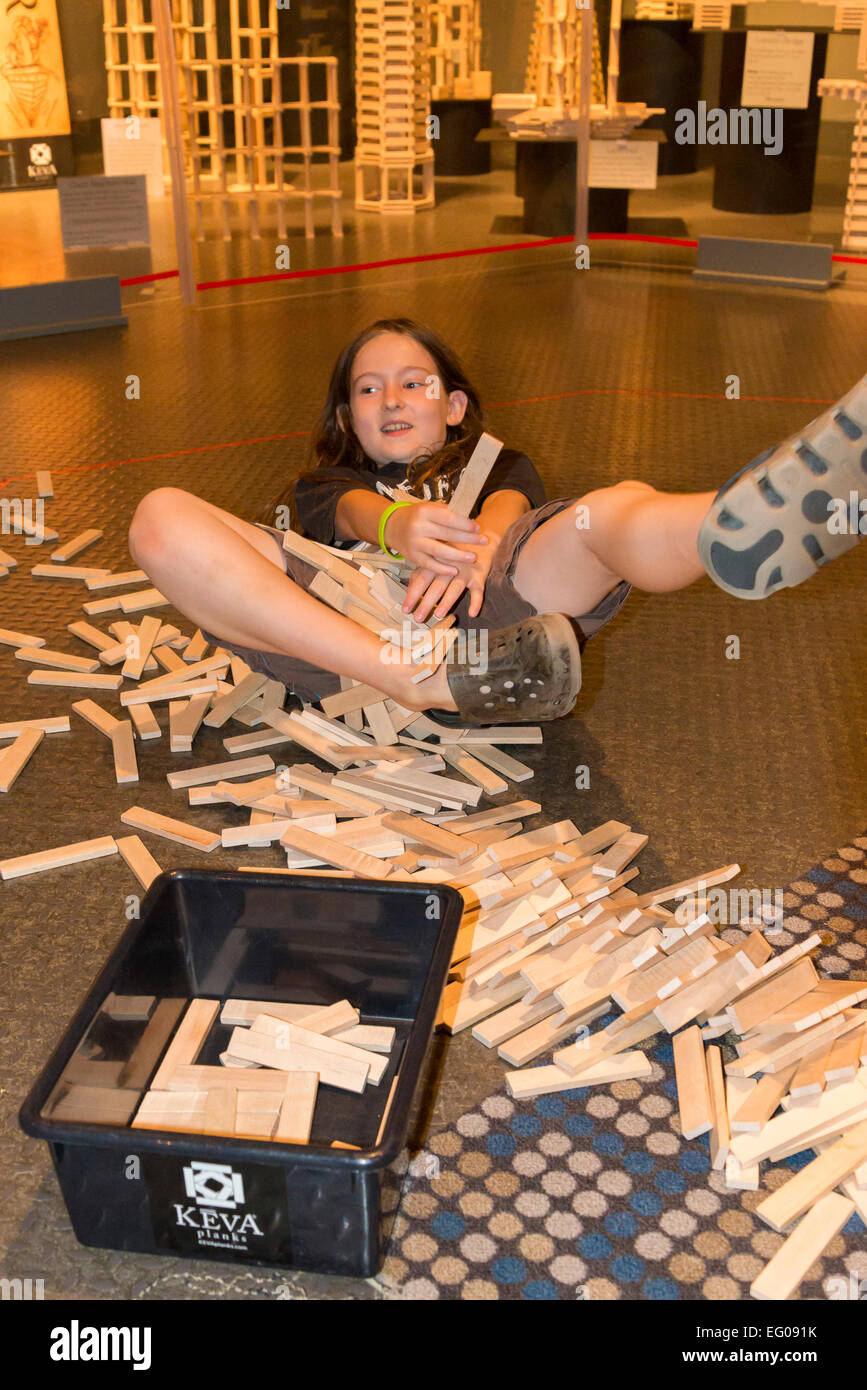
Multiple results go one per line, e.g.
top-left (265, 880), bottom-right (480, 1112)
top-left (402, 533), bottom-right (497, 623)
top-left (387, 501), bottom-right (486, 578)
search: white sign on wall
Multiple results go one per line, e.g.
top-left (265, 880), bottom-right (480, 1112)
top-left (741, 31), bottom-right (815, 110)
top-left (101, 117), bottom-right (164, 197)
top-left (589, 139), bottom-right (658, 190)
top-left (57, 174), bottom-right (151, 250)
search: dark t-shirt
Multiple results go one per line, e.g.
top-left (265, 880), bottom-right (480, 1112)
top-left (294, 446), bottom-right (547, 546)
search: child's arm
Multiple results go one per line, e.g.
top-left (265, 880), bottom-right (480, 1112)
top-left (335, 489), bottom-right (485, 578)
top-left (403, 489), bottom-right (531, 623)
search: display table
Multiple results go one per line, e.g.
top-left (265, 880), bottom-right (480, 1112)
top-left (515, 128), bottom-right (665, 237)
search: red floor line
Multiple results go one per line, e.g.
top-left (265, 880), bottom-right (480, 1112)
top-left (0, 387), bottom-right (838, 491)
top-left (119, 233), bottom-right (867, 290)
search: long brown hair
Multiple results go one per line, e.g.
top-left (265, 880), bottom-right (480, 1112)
top-left (266, 318), bottom-right (487, 530)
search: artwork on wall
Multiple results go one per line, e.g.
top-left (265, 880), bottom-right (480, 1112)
top-left (0, 0), bottom-right (73, 190)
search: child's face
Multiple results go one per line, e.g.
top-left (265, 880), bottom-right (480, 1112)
top-left (344, 332), bottom-right (468, 467)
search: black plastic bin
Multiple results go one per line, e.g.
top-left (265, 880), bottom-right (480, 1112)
top-left (19, 870), bottom-right (462, 1278)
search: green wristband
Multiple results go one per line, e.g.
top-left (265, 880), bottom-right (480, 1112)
top-left (378, 499), bottom-right (413, 559)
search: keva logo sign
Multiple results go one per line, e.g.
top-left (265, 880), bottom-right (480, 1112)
top-left (144, 1154), bottom-right (292, 1261)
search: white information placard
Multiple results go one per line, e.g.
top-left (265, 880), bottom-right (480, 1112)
top-left (57, 175), bottom-right (151, 250)
top-left (101, 117), bottom-right (164, 197)
top-left (741, 31), bottom-right (814, 110)
top-left (589, 139), bottom-right (658, 190)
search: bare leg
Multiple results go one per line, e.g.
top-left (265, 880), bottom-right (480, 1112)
top-left (128, 488), bottom-right (456, 711)
top-left (513, 482), bottom-right (718, 616)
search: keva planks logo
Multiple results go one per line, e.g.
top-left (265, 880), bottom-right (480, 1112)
top-left (183, 1160), bottom-right (245, 1210)
top-left (144, 1155), bottom-right (292, 1261)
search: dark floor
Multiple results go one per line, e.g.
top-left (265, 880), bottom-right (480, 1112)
top-left (0, 218), bottom-right (865, 1299)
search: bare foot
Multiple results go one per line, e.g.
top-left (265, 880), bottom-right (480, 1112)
top-left (384, 658), bottom-right (457, 714)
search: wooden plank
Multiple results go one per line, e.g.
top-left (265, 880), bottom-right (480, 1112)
top-left (166, 754), bottom-right (275, 790)
top-left (279, 823), bottom-right (392, 880)
top-left (15, 645), bottom-right (100, 673)
top-left (116, 834), bottom-right (162, 891)
top-left (83, 596), bottom-right (123, 615)
top-left (120, 806), bottom-right (220, 852)
top-left (755, 1119), bottom-right (867, 1232)
top-left (67, 620), bottom-right (115, 652)
top-left (750, 1193), bottom-right (854, 1300)
top-left (728, 1008), bottom-right (867, 1078)
top-left (28, 670), bottom-right (122, 692)
top-left (320, 683), bottom-right (387, 718)
top-left (201, 1086), bottom-right (238, 1137)
top-left (129, 703), bottom-right (161, 741)
top-left (332, 1024), bottom-right (395, 1054)
top-left (0, 727), bottom-right (44, 793)
top-left (36, 469), bottom-right (53, 497)
top-left (170, 692), bottom-right (211, 746)
top-left (85, 569), bottom-right (150, 591)
top-left (728, 957), bottom-right (818, 1033)
top-left (505, 1051), bottom-right (652, 1100)
top-left (136, 655), bottom-right (231, 692)
top-left (119, 588), bottom-right (169, 613)
top-left (730, 1075), bottom-right (867, 1167)
top-left (461, 742), bottom-right (534, 783)
top-left (0, 835), bottom-right (117, 881)
top-left (120, 680), bottom-right (217, 708)
top-left (672, 1025), bottom-right (713, 1139)
top-left (0, 627), bottom-right (45, 648)
top-left (472, 994), bottom-right (561, 1048)
top-left (0, 716), bottom-right (69, 738)
top-left (447, 432), bottom-right (503, 515)
top-left (119, 997), bottom-right (187, 1089)
top-left (204, 672), bottom-right (267, 728)
top-left (31, 563), bottom-right (110, 581)
top-left (706, 1044), bottom-right (730, 1170)
top-left (439, 744), bottom-right (508, 795)
top-left (498, 1002), bottom-right (613, 1067)
top-left (824, 1026), bottom-right (867, 1082)
top-left (225, 1030), bottom-right (370, 1093)
top-left (380, 810), bottom-right (477, 863)
top-left (49, 528), bottom-right (103, 563)
top-left (788, 1047), bottom-right (830, 1099)
top-left (168, 1065), bottom-right (292, 1092)
top-left (150, 998), bottom-right (221, 1090)
top-left (220, 1000), bottom-right (333, 1028)
top-left (591, 831), bottom-right (649, 879)
top-left (248, 1016), bottom-right (388, 1085)
top-left (122, 614), bottom-right (162, 682)
top-left (110, 721), bottom-right (139, 784)
top-left (273, 1073), bottom-right (318, 1143)
top-left (731, 1063), bottom-right (798, 1133)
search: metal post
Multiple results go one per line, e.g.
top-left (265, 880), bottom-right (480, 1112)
top-left (153, 0), bottom-right (196, 305)
top-left (574, 1), bottom-right (594, 245)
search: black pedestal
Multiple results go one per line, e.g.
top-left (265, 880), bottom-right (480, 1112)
top-left (516, 141), bottom-right (629, 237)
top-left (619, 19), bottom-right (704, 176)
top-left (712, 32), bottom-right (827, 215)
top-left (430, 99), bottom-right (492, 176)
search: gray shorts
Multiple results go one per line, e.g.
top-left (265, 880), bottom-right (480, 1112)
top-left (202, 498), bottom-right (632, 704)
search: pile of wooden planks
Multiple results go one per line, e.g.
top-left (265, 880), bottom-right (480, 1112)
top-left (50, 994), bottom-right (399, 1149)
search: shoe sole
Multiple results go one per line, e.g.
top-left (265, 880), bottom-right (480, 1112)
top-left (697, 373), bottom-right (867, 598)
top-left (447, 612), bottom-right (582, 725)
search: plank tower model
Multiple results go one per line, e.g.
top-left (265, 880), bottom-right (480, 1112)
top-left (428, 1), bottom-right (490, 99)
top-left (354, 0), bottom-right (435, 213)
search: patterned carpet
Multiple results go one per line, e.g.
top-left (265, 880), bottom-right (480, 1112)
top-left (373, 833), bottom-right (867, 1301)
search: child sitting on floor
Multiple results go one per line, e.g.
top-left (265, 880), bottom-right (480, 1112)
top-left (128, 317), bottom-right (866, 726)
